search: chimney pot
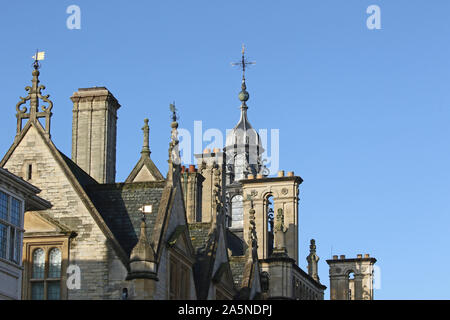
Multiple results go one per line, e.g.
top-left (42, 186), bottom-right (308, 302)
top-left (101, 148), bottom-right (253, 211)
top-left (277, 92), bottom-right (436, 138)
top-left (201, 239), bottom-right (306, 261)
top-left (340, 255), bottom-right (346, 260)
top-left (287, 171), bottom-right (294, 177)
top-left (278, 170), bottom-right (285, 177)
top-left (333, 255), bottom-right (338, 260)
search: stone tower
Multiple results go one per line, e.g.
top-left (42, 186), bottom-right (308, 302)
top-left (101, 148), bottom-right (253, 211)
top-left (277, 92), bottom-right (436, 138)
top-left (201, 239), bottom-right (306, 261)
top-left (326, 254), bottom-right (377, 300)
top-left (70, 87), bottom-right (120, 183)
top-left (195, 149), bottom-right (226, 224)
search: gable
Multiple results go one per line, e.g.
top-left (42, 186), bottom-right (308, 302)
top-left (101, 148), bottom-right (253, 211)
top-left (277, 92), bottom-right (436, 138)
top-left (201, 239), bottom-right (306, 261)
top-left (133, 166), bottom-right (157, 182)
top-left (126, 156), bottom-right (164, 183)
top-left (24, 211), bottom-right (72, 235)
top-left (1, 122), bottom-right (129, 266)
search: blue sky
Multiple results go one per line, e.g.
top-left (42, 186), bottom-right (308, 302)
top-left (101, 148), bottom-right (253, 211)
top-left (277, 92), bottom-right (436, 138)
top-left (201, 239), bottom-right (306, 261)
top-left (1, 1), bottom-right (450, 299)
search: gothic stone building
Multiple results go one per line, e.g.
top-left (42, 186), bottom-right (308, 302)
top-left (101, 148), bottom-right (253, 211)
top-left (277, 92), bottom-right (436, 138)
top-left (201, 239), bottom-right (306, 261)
top-left (0, 54), bottom-right (375, 300)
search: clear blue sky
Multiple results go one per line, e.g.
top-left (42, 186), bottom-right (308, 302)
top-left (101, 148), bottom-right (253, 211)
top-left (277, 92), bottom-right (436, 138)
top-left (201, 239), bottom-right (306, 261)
top-left (1, 1), bottom-right (450, 299)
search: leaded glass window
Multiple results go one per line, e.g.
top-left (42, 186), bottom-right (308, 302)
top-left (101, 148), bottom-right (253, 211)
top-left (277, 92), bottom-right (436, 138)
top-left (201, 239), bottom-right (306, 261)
top-left (0, 192), bottom-right (7, 221)
top-left (48, 248), bottom-right (61, 278)
top-left (10, 198), bottom-right (21, 226)
top-left (31, 282), bottom-right (44, 300)
top-left (0, 223), bottom-right (7, 259)
top-left (32, 248), bottom-right (45, 279)
top-left (28, 247), bottom-right (63, 300)
top-left (47, 282), bottom-right (61, 300)
top-left (231, 195), bottom-right (244, 229)
top-left (0, 190), bottom-right (23, 264)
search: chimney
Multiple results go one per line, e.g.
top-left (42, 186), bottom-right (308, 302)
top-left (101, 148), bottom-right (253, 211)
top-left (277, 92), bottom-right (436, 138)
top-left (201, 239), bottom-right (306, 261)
top-left (71, 87), bottom-right (120, 183)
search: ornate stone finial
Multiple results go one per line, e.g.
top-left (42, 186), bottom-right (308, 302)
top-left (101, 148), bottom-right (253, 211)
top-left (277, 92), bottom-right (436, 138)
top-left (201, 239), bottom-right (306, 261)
top-left (16, 57), bottom-right (53, 138)
top-left (167, 103), bottom-right (180, 181)
top-left (141, 118), bottom-right (150, 155)
top-left (307, 239), bottom-right (320, 282)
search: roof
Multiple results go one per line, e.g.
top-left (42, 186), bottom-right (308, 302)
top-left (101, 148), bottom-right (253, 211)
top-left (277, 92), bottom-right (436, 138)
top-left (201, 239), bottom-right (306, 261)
top-left (226, 228), bottom-right (246, 256)
top-left (224, 105), bottom-right (264, 154)
top-left (86, 181), bottom-right (166, 256)
top-left (229, 255), bottom-right (247, 289)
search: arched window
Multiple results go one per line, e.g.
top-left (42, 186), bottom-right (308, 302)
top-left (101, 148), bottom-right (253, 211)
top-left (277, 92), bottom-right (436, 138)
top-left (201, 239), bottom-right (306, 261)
top-left (49, 248), bottom-right (62, 278)
top-left (31, 248), bottom-right (45, 300)
top-left (32, 249), bottom-right (45, 279)
top-left (231, 195), bottom-right (243, 229)
top-left (29, 247), bottom-right (63, 300)
top-left (348, 271), bottom-right (355, 300)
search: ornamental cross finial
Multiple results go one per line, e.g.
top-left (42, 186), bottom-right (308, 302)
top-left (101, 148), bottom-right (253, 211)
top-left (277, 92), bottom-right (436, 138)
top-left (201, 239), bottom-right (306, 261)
top-left (231, 44), bottom-right (255, 81)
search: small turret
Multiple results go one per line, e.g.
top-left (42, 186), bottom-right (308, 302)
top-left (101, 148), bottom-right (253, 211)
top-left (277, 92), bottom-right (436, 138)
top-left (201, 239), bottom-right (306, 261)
top-left (126, 214), bottom-right (158, 299)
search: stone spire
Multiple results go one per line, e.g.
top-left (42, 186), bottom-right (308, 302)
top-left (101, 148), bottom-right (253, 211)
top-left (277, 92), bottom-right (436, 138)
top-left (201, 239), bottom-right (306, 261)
top-left (16, 58), bottom-right (53, 139)
top-left (306, 239), bottom-right (320, 282)
top-left (141, 118), bottom-right (150, 155)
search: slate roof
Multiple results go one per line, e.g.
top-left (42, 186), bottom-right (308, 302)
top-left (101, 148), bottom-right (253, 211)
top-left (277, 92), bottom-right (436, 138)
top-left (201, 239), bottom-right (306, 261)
top-left (229, 255), bottom-right (247, 289)
top-left (86, 181), bottom-right (166, 256)
top-left (226, 229), bottom-right (246, 256)
top-left (189, 222), bottom-right (212, 253)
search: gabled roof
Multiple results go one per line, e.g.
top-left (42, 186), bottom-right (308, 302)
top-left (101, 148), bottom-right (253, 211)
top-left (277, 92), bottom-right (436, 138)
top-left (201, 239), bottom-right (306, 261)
top-left (125, 154), bottom-right (164, 183)
top-left (1, 121), bottom-right (131, 268)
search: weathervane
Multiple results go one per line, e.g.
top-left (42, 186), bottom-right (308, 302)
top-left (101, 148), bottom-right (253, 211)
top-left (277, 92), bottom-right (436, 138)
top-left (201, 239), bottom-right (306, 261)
top-left (169, 102), bottom-right (178, 122)
top-left (231, 44), bottom-right (255, 81)
top-left (32, 49), bottom-right (45, 70)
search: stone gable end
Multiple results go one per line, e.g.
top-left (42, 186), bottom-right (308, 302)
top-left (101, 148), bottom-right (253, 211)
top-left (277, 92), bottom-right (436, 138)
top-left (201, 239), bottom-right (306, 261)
top-left (3, 125), bottom-right (124, 299)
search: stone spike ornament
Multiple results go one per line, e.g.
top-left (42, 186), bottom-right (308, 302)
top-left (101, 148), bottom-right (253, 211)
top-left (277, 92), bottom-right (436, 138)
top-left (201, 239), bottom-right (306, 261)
top-left (307, 239), bottom-right (320, 282)
top-left (167, 103), bottom-right (181, 181)
top-left (16, 51), bottom-right (53, 138)
top-left (141, 118), bottom-right (151, 155)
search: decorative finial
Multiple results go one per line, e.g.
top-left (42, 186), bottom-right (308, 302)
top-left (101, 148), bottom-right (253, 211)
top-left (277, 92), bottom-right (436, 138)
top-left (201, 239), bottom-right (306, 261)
top-left (310, 239), bottom-right (316, 253)
top-left (16, 51), bottom-right (52, 139)
top-left (168, 102), bottom-right (181, 171)
top-left (141, 118), bottom-right (150, 155)
top-left (307, 238), bottom-right (320, 282)
top-left (231, 44), bottom-right (255, 104)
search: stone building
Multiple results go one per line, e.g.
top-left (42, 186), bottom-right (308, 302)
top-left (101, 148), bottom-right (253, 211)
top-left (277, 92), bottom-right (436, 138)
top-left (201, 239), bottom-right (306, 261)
top-left (0, 50), bottom-right (375, 300)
